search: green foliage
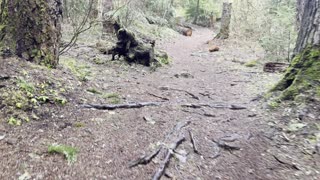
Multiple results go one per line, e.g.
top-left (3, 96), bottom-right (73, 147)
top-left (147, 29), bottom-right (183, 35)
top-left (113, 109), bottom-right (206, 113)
top-left (60, 57), bottom-right (91, 81)
top-left (232, 0), bottom-right (297, 61)
top-left (8, 117), bottom-right (21, 126)
top-left (48, 144), bottom-right (78, 164)
top-left (185, 0), bottom-right (220, 26)
top-left (244, 60), bottom-right (258, 67)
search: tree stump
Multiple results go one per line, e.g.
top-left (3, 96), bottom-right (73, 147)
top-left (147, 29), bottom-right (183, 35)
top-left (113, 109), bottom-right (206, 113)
top-left (110, 21), bottom-right (156, 66)
top-left (216, 2), bottom-right (232, 39)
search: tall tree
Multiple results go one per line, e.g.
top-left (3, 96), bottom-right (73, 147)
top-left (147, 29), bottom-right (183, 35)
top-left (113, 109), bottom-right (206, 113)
top-left (272, 0), bottom-right (320, 100)
top-left (0, 0), bottom-right (62, 68)
top-left (216, 2), bottom-right (232, 39)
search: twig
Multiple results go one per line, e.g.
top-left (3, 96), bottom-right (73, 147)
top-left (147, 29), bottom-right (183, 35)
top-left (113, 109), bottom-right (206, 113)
top-left (147, 92), bottom-right (169, 101)
top-left (152, 136), bottom-right (186, 180)
top-left (128, 147), bottom-right (162, 168)
top-left (189, 130), bottom-right (200, 154)
top-left (82, 102), bottom-right (161, 110)
top-left (160, 87), bottom-right (199, 100)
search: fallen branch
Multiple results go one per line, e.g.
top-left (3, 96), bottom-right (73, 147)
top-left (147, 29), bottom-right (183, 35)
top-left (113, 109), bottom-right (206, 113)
top-left (182, 103), bottom-right (246, 110)
top-left (82, 102), bottom-right (161, 110)
top-left (189, 130), bottom-right (200, 154)
top-left (128, 147), bottom-right (162, 168)
top-left (160, 87), bottom-right (199, 100)
top-left (0, 76), bottom-right (10, 81)
top-left (152, 136), bottom-right (186, 180)
top-left (147, 92), bottom-right (169, 101)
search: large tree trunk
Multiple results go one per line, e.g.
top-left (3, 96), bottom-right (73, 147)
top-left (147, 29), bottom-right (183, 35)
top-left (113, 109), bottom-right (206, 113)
top-left (216, 2), bottom-right (232, 39)
top-left (272, 0), bottom-right (320, 101)
top-left (1, 0), bottom-right (62, 68)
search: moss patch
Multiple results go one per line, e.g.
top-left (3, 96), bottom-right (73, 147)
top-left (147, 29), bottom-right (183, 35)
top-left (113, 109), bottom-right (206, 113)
top-left (60, 57), bottom-right (91, 81)
top-left (244, 60), bottom-right (258, 67)
top-left (48, 144), bottom-right (78, 164)
top-left (271, 46), bottom-right (320, 101)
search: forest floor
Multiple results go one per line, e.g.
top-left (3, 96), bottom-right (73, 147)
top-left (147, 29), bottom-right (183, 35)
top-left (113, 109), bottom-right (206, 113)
top-left (0, 26), bottom-right (320, 180)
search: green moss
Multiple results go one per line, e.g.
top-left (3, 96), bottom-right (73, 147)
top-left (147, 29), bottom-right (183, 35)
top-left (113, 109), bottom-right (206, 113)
top-left (8, 117), bottom-right (21, 126)
top-left (244, 60), bottom-right (258, 67)
top-left (48, 144), bottom-right (78, 164)
top-left (102, 93), bottom-right (121, 104)
top-left (272, 46), bottom-right (320, 101)
top-left (60, 58), bottom-right (91, 81)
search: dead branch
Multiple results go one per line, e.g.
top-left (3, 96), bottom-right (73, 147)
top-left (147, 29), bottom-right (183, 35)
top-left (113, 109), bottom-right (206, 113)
top-left (181, 103), bottom-right (246, 110)
top-left (160, 87), bottom-right (199, 100)
top-left (189, 130), bottom-right (200, 154)
top-left (147, 92), bottom-right (169, 101)
top-left (152, 136), bottom-right (186, 180)
top-left (128, 147), bottom-right (162, 168)
top-left (82, 102), bottom-right (161, 110)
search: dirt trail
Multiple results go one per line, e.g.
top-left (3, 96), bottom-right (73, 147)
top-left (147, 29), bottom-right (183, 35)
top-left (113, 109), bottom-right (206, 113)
top-left (1, 27), bottom-right (307, 179)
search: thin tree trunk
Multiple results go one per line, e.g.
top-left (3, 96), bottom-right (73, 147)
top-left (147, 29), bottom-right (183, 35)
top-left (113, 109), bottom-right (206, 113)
top-left (216, 2), bottom-right (232, 39)
top-left (2, 0), bottom-right (62, 67)
top-left (193, 0), bottom-right (200, 24)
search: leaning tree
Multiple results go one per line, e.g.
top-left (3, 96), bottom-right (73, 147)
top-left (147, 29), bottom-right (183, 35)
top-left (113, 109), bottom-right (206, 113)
top-left (272, 0), bottom-right (320, 100)
top-left (0, 0), bottom-right (62, 68)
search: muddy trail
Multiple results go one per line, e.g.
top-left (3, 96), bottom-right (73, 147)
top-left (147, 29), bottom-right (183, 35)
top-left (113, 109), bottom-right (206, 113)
top-left (1, 27), bottom-right (318, 180)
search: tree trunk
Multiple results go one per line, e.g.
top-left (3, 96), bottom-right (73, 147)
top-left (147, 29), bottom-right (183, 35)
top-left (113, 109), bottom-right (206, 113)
top-left (296, 0), bottom-right (307, 29)
top-left (89, 0), bottom-right (99, 20)
top-left (102, 0), bottom-right (114, 38)
top-left (193, 0), bottom-right (200, 24)
top-left (1, 0), bottom-right (62, 68)
top-left (272, 0), bottom-right (320, 101)
top-left (216, 2), bottom-right (232, 39)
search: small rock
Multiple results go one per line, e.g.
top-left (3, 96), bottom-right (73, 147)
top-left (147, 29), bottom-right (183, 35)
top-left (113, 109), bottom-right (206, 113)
top-left (0, 134), bottom-right (5, 141)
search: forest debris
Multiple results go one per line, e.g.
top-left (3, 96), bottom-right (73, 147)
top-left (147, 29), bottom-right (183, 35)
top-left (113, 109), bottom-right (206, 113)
top-left (0, 134), bottom-right (6, 141)
top-left (82, 102), bottom-right (161, 110)
top-left (159, 87), bottom-right (199, 100)
top-left (128, 147), bottom-right (162, 168)
top-left (263, 62), bottom-right (289, 73)
top-left (0, 76), bottom-right (10, 81)
top-left (165, 121), bottom-right (191, 141)
top-left (143, 116), bottom-right (156, 125)
top-left (189, 130), bottom-right (200, 154)
top-left (147, 92), bottom-right (169, 101)
top-left (152, 136), bottom-right (186, 180)
top-left (181, 103), bottom-right (246, 110)
top-left (272, 154), bottom-right (300, 170)
top-left (174, 72), bottom-right (194, 79)
top-left (212, 139), bottom-right (241, 151)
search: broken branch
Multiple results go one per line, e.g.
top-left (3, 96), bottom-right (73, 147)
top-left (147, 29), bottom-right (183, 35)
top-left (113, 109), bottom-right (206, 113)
top-left (128, 147), bottom-right (162, 168)
top-left (189, 130), bottom-right (200, 154)
top-left (82, 102), bottom-right (161, 110)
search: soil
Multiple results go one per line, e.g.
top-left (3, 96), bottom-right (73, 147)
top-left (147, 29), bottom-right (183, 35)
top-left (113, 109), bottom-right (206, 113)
top-left (0, 27), bottom-right (319, 180)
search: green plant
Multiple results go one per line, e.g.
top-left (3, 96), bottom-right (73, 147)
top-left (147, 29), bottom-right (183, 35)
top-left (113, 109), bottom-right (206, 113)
top-left (48, 144), bottom-right (78, 164)
top-left (8, 117), bottom-right (21, 126)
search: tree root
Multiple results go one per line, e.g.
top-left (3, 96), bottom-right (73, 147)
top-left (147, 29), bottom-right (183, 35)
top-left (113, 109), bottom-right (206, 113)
top-left (152, 136), bottom-right (186, 180)
top-left (128, 147), bottom-right (162, 168)
top-left (82, 102), bottom-right (161, 110)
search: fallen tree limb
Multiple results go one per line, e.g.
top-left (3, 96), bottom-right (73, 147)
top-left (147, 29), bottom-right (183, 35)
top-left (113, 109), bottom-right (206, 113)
top-left (128, 147), bottom-right (162, 168)
top-left (147, 92), bottom-right (169, 101)
top-left (189, 130), bottom-right (200, 154)
top-left (182, 103), bottom-right (246, 110)
top-left (164, 121), bottom-right (191, 142)
top-left (152, 136), bottom-right (186, 180)
top-left (82, 102), bottom-right (161, 110)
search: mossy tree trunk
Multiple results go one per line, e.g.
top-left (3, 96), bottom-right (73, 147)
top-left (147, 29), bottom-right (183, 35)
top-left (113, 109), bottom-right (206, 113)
top-left (1, 0), bottom-right (62, 68)
top-left (216, 2), bottom-right (232, 39)
top-left (272, 0), bottom-right (320, 101)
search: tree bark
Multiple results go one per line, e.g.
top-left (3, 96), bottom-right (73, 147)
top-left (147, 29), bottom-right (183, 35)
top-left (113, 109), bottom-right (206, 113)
top-left (272, 0), bottom-right (320, 100)
top-left (193, 0), bottom-right (200, 24)
top-left (294, 0), bottom-right (320, 55)
top-left (216, 2), bottom-right (232, 39)
top-left (1, 0), bottom-right (62, 68)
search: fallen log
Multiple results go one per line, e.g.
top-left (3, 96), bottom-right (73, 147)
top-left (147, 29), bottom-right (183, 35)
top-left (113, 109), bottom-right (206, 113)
top-left (263, 62), bottom-right (289, 73)
top-left (176, 25), bottom-right (192, 36)
top-left (152, 136), bottom-right (186, 180)
top-left (82, 102), bottom-right (161, 110)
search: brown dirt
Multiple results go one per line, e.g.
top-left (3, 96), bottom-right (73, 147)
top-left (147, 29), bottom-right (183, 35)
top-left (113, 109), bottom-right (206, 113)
top-left (0, 27), bottom-right (319, 180)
